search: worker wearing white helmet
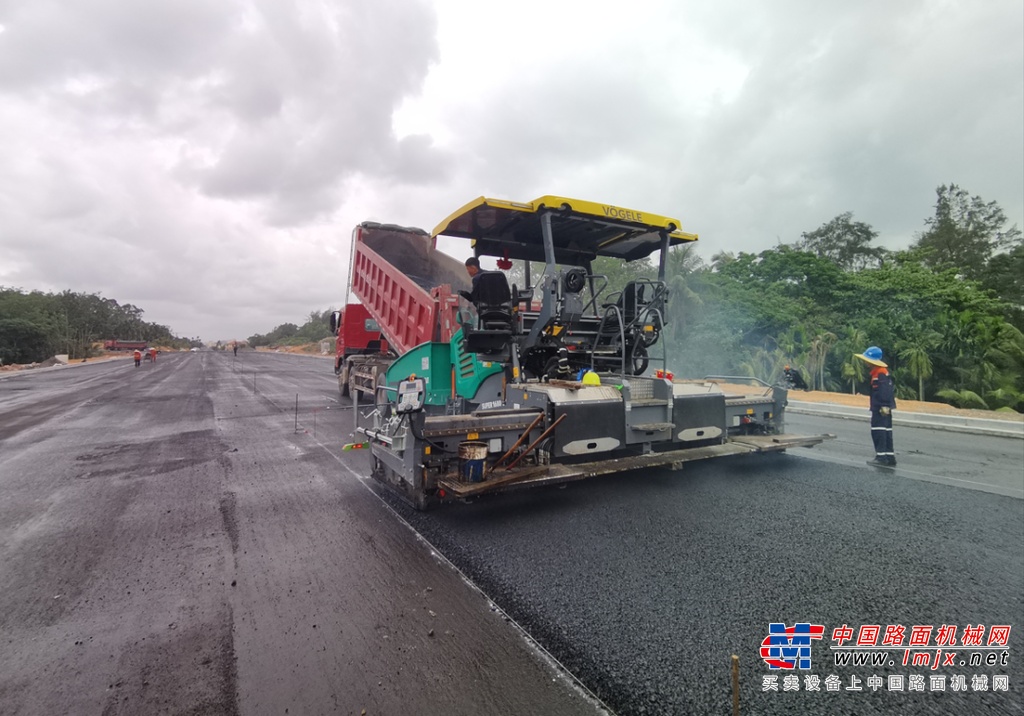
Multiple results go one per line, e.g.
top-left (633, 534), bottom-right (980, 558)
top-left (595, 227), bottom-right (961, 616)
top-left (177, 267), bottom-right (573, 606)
top-left (856, 346), bottom-right (897, 467)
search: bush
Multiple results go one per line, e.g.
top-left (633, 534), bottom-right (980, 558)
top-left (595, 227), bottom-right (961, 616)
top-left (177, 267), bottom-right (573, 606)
top-left (0, 318), bottom-right (53, 364)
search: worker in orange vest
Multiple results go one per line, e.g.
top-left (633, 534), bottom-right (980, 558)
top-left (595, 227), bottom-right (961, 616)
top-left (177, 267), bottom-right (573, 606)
top-left (149, 347), bottom-right (157, 363)
top-left (133, 349), bottom-right (142, 367)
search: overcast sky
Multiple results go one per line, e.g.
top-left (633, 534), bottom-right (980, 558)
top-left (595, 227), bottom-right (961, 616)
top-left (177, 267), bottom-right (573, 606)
top-left (1, 0), bottom-right (1021, 341)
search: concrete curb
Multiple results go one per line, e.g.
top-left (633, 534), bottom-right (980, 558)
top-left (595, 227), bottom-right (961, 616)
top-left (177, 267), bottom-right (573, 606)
top-left (788, 400), bottom-right (1024, 439)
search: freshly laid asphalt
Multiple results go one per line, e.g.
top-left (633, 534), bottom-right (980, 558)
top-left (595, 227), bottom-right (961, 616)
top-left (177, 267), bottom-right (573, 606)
top-left (383, 448), bottom-right (1023, 715)
top-left (2, 352), bottom-right (1022, 715)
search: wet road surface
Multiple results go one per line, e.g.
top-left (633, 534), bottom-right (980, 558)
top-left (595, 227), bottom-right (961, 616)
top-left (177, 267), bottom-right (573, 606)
top-left (0, 352), bottom-right (602, 716)
top-left (2, 351), bottom-right (1022, 715)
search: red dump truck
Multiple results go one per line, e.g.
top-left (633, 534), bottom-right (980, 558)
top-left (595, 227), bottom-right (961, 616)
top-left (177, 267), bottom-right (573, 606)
top-left (329, 222), bottom-right (469, 401)
top-left (329, 304), bottom-right (388, 398)
top-left (103, 339), bottom-right (148, 351)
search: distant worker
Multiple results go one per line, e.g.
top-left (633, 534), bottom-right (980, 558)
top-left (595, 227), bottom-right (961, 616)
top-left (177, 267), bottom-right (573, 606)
top-left (783, 364), bottom-right (809, 390)
top-left (133, 349), bottom-right (142, 368)
top-left (149, 347), bottom-right (157, 363)
top-left (233, 342), bottom-right (238, 357)
top-left (856, 346), bottom-right (897, 467)
top-left (459, 256), bottom-right (482, 303)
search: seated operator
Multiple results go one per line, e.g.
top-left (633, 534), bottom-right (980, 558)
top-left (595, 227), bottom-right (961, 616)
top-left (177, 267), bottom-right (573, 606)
top-left (459, 256), bottom-right (482, 303)
top-left (784, 364), bottom-right (809, 390)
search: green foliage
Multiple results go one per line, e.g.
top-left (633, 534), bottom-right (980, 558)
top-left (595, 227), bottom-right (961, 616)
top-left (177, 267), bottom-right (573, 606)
top-left (798, 212), bottom-right (885, 271)
top-left (590, 255), bottom-right (656, 294)
top-left (979, 242), bottom-right (1024, 331)
top-left (248, 309), bottom-right (335, 347)
top-left (935, 388), bottom-right (989, 410)
top-left (0, 318), bottom-right (53, 364)
top-left (660, 187), bottom-right (1023, 413)
top-left (898, 330), bottom-right (940, 401)
top-left (0, 287), bottom-right (192, 362)
top-left (912, 184), bottom-right (1022, 280)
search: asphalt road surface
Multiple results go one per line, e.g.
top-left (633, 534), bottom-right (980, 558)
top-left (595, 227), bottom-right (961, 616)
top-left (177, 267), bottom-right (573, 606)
top-left (2, 352), bottom-right (1022, 716)
top-left (783, 411), bottom-right (1024, 499)
top-left (0, 352), bottom-right (602, 716)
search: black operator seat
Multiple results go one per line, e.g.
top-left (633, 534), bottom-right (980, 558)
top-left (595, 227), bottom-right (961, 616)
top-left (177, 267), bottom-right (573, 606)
top-left (603, 281), bottom-right (646, 325)
top-left (472, 271), bottom-right (513, 331)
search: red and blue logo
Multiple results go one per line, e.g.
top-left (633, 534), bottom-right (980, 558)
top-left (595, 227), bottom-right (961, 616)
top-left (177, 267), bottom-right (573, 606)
top-left (761, 623), bottom-right (825, 669)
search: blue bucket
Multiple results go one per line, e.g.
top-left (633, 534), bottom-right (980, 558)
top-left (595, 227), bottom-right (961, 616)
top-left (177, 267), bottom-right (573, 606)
top-left (458, 441), bottom-right (488, 482)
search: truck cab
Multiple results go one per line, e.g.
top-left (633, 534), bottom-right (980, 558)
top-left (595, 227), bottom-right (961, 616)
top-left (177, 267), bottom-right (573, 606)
top-left (329, 304), bottom-right (389, 397)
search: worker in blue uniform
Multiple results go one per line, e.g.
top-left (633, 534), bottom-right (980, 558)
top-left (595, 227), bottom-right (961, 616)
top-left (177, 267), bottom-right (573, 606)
top-left (856, 346), bottom-right (897, 467)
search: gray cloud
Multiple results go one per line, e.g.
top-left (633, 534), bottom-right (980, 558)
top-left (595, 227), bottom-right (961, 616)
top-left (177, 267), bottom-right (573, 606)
top-left (423, 0), bottom-right (1022, 255)
top-left (0, 0), bottom-right (1020, 342)
top-left (669, 0), bottom-right (1024, 251)
top-left (0, 0), bottom-right (234, 89)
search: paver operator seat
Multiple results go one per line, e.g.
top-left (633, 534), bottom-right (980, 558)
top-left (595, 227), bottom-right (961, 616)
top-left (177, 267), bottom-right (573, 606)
top-left (463, 271), bottom-right (514, 357)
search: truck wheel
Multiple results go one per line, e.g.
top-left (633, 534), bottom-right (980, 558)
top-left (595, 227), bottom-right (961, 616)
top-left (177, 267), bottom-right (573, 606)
top-left (374, 371), bottom-right (389, 407)
top-left (339, 364), bottom-right (350, 397)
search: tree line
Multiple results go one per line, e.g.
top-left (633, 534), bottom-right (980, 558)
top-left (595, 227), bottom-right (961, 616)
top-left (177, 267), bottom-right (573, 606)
top-left (0, 288), bottom-right (199, 364)
top-left (246, 309), bottom-right (334, 348)
top-left (660, 184), bottom-right (1022, 412)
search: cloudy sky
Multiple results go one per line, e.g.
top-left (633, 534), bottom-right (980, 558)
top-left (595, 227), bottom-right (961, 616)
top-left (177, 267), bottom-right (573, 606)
top-left (1, 0), bottom-right (1021, 341)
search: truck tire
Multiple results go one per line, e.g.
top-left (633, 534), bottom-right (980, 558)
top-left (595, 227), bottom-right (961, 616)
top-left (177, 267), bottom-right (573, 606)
top-left (339, 363), bottom-right (350, 397)
top-left (374, 370), bottom-right (390, 408)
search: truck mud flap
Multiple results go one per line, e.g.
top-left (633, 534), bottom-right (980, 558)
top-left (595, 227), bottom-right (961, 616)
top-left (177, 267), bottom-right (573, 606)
top-left (437, 433), bottom-right (834, 498)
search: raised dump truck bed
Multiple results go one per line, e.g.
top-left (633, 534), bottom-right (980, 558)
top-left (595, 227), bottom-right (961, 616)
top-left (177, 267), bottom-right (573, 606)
top-left (349, 222), bottom-right (468, 355)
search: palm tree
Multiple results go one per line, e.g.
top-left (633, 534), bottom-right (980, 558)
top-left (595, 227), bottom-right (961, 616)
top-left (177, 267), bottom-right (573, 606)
top-left (710, 251), bottom-right (736, 272)
top-left (664, 244), bottom-right (704, 346)
top-left (838, 326), bottom-right (868, 393)
top-left (840, 358), bottom-right (865, 394)
top-left (898, 330), bottom-right (940, 401)
top-left (807, 331), bottom-right (838, 391)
